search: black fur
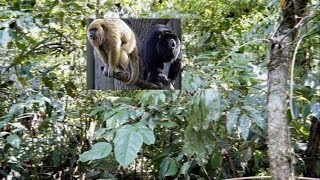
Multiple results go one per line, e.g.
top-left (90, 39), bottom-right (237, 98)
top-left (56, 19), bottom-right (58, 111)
top-left (142, 24), bottom-right (181, 87)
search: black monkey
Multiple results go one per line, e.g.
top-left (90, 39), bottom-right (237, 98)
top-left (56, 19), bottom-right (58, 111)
top-left (142, 24), bottom-right (181, 88)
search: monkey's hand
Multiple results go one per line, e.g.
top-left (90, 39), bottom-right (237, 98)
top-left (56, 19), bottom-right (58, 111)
top-left (158, 73), bottom-right (174, 90)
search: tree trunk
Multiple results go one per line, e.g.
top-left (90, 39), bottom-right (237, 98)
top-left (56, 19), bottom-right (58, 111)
top-left (305, 116), bottom-right (320, 177)
top-left (267, 0), bottom-right (308, 179)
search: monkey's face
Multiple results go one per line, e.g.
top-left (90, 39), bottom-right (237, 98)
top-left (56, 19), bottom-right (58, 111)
top-left (156, 32), bottom-right (180, 63)
top-left (87, 20), bottom-right (105, 47)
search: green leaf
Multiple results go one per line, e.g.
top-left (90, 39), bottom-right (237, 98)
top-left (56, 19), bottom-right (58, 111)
top-left (115, 111), bottom-right (130, 124)
top-left (106, 111), bottom-right (130, 130)
top-left (92, 128), bottom-right (107, 139)
top-left (311, 103), bottom-right (320, 120)
top-left (301, 105), bottom-right (311, 120)
top-left (239, 114), bottom-right (251, 140)
top-left (86, 3), bottom-right (95, 9)
top-left (114, 125), bottom-right (143, 167)
top-left (89, 106), bottom-right (106, 117)
top-left (159, 158), bottom-right (178, 179)
top-left (0, 132), bottom-right (10, 137)
top-left (79, 142), bottom-right (112, 162)
top-left (250, 111), bottom-right (266, 130)
top-left (8, 103), bottom-right (26, 116)
top-left (291, 98), bottom-right (299, 119)
top-left (16, 41), bottom-right (27, 50)
top-left (42, 76), bottom-right (53, 90)
top-left (0, 115), bottom-right (12, 129)
top-left (180, 162), bottom-right (191, 175)
top-left (210, 152), bottom-right (222, 169)
top-left (6, 134), bottom-right (20, 149)
top-left (226, 107), bottom-right (240, 133)
top-left (64, 81), bottom-right (78, 98)
top-left (202, 86), bottom-right (221, 122)
top-left (136, 125), bottom-right (155, 145)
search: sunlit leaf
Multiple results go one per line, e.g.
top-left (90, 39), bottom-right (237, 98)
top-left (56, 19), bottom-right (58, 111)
top-left (136, 125), bottom-right (155, 145)
top-left (114, 125), bottom-right (143, 167)
top-left (311, 103), bottom-right (320, 120)
top-left (226, 107), bottom-right (240, 133)
top-left (180, 162), bottom-right (191, 175)
top-left (0, 29), bottom-right (10, 46)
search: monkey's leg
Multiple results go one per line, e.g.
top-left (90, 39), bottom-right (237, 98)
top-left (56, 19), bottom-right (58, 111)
top-left (119, 49), bottom-right (129, 70)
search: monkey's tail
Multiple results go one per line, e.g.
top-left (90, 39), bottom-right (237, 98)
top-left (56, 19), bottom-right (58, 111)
top-left (123, 48), bottom-right (139, 85)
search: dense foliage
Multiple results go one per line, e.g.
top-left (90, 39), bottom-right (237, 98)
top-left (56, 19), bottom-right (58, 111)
top-left (0, 0), bottom-right (319, 179)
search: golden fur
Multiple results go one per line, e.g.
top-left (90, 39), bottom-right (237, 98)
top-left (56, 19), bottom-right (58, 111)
top-left (87, 19), bottom-right (139, 85)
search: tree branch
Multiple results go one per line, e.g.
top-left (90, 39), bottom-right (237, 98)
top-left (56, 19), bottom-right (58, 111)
top-left (111, 71), bottom-right (174, 90)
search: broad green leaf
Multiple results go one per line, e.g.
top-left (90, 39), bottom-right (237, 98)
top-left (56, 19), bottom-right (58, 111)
top-left (226, 107), bottom-right (240, 133)
top-left (239, 114), bottom-right (251, 140)
top-left (115, 111), bottom-right (130, 124)
top-left (79, 142), bottom-right (112, 162)
top-left (114, 125), bottom-right (143, 167)
top-left (8, 103), bottom-right (26, 116)
top-left (136, 125), bottom-right (155, 145)
top-left (6, 134), bottom-right (20, 149)
top-left (92, 128), bottom-right (107, 139)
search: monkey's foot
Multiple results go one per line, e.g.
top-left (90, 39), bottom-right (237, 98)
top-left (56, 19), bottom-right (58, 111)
top-left (105, 66), bottom-right (115, 78)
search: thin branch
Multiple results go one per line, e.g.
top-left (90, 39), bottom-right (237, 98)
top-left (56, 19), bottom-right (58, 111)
top-left (221, 39), bottom-right (270, 62)
top-left (289, 32), bottom-right (304, 119)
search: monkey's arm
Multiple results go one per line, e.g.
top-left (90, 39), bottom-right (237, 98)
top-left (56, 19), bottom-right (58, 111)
top-left (167, 58), bottom-right (181, 85)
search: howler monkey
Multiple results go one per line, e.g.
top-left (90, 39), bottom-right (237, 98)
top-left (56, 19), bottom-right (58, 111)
top-left (87, 19), bottom-right (139, 85)
top-left (143, 24), bottom-right (181, 88)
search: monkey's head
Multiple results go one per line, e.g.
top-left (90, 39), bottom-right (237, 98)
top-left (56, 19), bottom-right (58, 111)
top-left (156, 31), bottom-right (181, 63)
top-left (87, 19), bottom-right (106, 47)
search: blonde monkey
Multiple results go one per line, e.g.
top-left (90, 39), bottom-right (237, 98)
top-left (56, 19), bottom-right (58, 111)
top-left (87, 19), bottom-right (139, 85)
